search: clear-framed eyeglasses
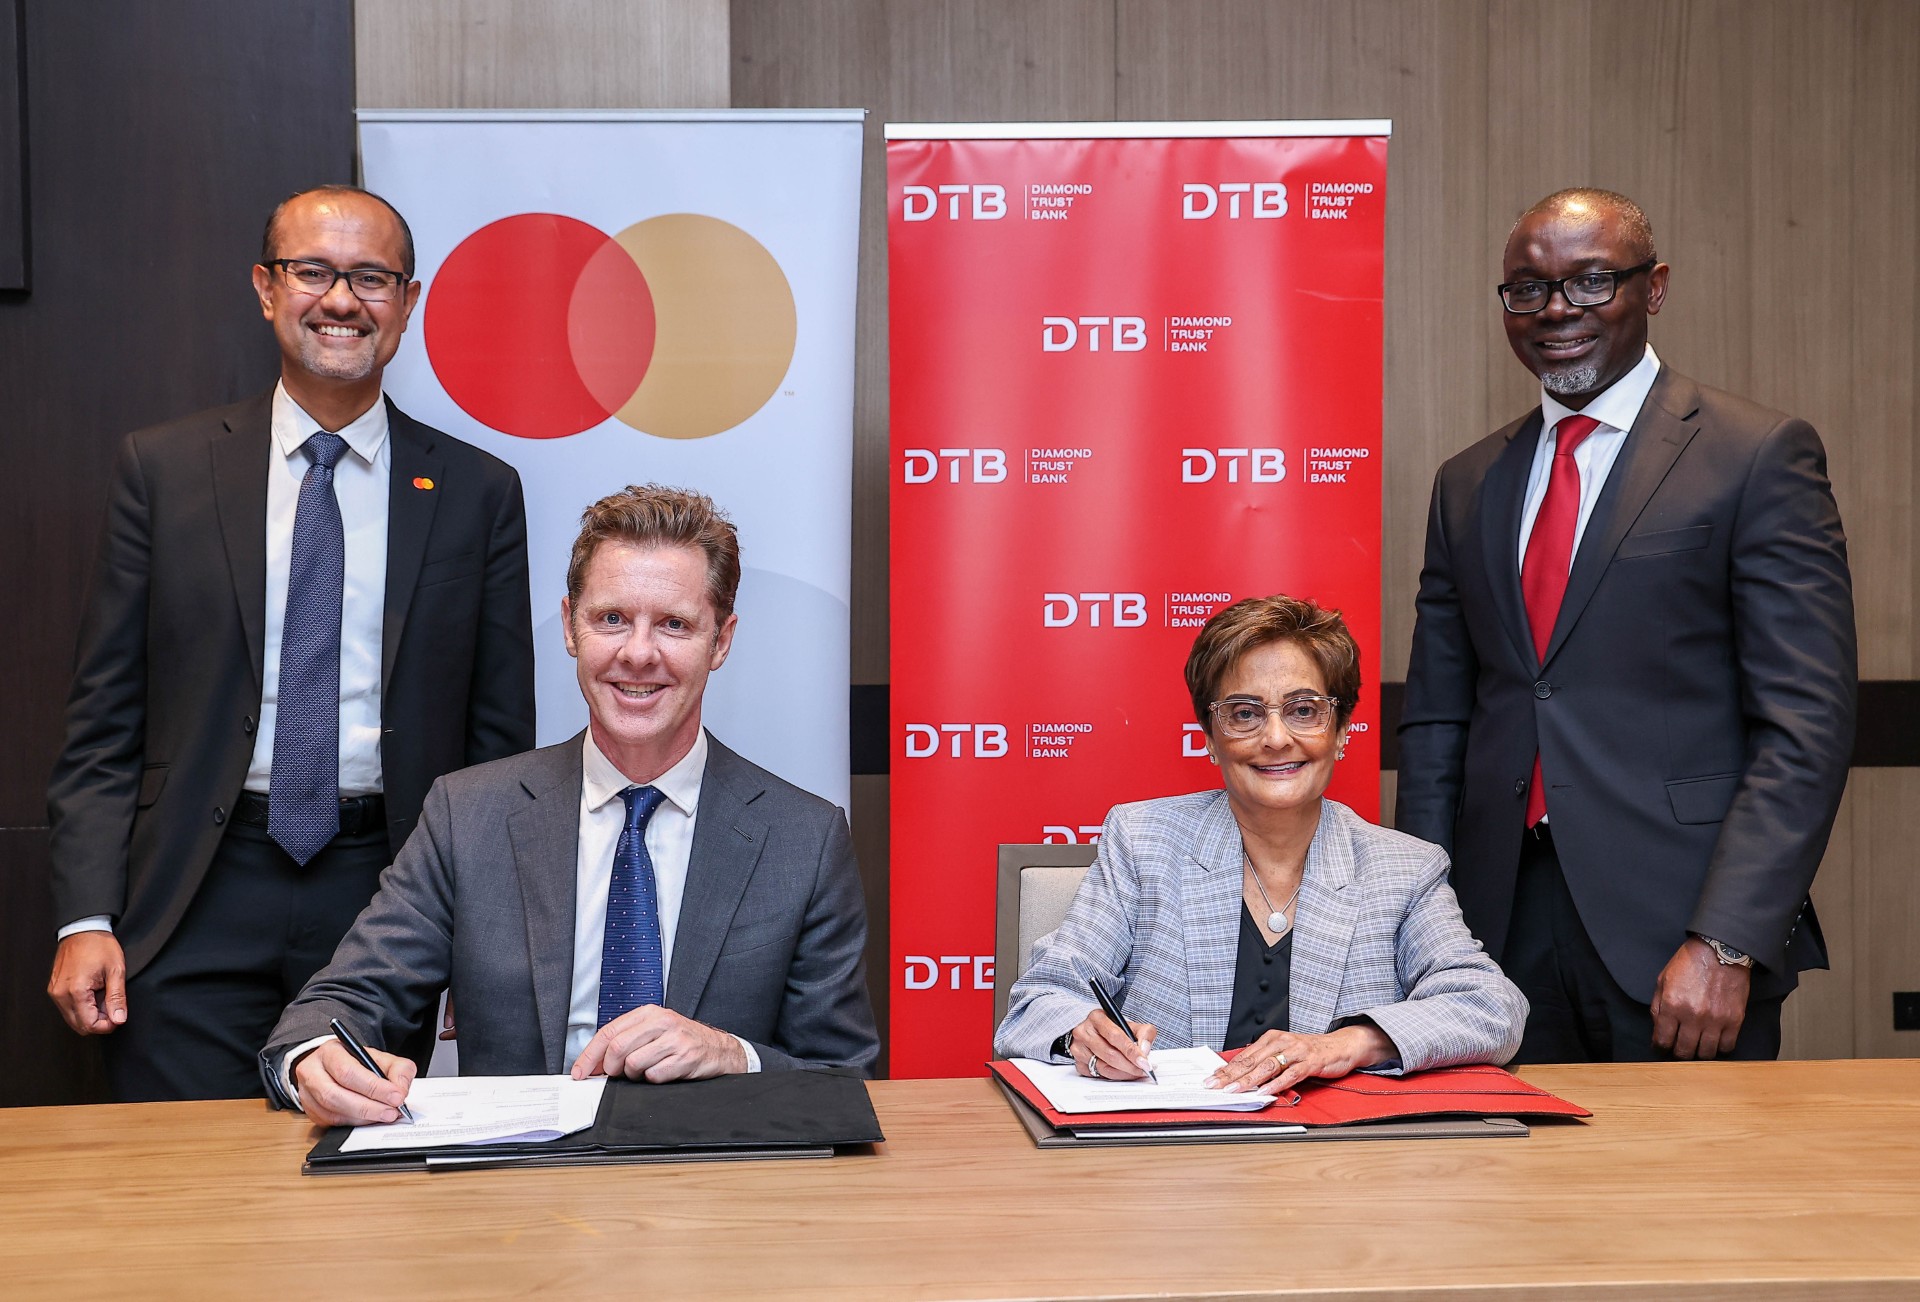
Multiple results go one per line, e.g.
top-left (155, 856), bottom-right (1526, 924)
top-left (1496, 259), bottom-right (1655, 314)
top-left (1207, 694), bottom-right (1343, 739)
top-left (265, 258), bottom-right (409, 303)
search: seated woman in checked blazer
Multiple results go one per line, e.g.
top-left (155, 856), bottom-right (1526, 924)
top-left (995, 595), bottom-right (1526, 1093)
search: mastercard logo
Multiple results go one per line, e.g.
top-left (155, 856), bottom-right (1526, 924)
top-left (425, 213), bottom-right (797, 440)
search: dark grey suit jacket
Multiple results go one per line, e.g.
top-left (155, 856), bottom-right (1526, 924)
top-left (1396, 367), bottom-right (1855, 1003)
top-left (47, 390), bottom-right (535, 975)
top-left (260, 733), bottom-right (880, 1093)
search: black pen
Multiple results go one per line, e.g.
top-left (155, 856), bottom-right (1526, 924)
top-left (329, 1017), bottom-right (415, 1123)
top-left (1087, 978), bottom-right (1157, 1083)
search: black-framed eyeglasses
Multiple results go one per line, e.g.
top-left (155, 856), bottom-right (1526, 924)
top-left (1497, 260), bottom-right (1655, 314)
top-left (1207, 694), bottom-right (1344, 739)
top-left (265, 258), bottom-right (409, 303)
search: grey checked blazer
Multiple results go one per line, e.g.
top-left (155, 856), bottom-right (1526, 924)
top-left (994, 793), bottom-right (1526, 1072)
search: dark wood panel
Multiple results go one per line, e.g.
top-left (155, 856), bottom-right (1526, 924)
top-left (0, 0), bottom-right (354, 824)
top-left (0, 0), bottom-right (353, 1103)
top-left (0, 0), bottom-right (25, 289)
top-left (0, 829), bottom-right (106, 1106)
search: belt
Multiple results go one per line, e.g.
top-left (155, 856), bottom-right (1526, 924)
top-left (233, 790), bottom-right (387, 838)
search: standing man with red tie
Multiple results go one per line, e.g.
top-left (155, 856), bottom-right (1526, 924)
top-left (1396, 189), bottom-right (1856, 1062)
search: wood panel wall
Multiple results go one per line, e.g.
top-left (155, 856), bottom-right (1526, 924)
top-left (0, 0), bottom-right (26, 290)
top-left (739, 0), bottom-right (1920, 1061)
top-left (355, 0), bottom-right (729, 109)
top-left (351, 0), bottom-right (1920, 1064)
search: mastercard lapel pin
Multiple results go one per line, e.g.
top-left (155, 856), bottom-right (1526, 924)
top-left (413, 476), bottom-right (435, 491)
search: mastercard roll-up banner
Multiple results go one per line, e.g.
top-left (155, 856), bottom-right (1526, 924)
top-left (886, 122), bottom-right (1389, 1079)
top-left (359, 110), bottom-right (862, 810)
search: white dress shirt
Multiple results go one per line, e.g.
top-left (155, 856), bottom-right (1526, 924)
top-left (59, 383), bottom-right (390, 940)
top-left (1513, 343), bottom-right (1661, 826)
top-left (1515, 343), bottom-right (1662, 569)
top-left (246, 381), bottom-right (390, 796)
top-left (279, 728), bottom-right (758, 1106)
top-left (570, 728), bottom-right (762, 1067)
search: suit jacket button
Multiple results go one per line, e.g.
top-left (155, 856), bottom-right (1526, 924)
top-left (1515, 778), bottom-right (1528, 797)
top-left (243, 716), bottom-right (256, 736)
top-left (213, 807), bottom-right (226, 825)
top-left (1533, 680), bottom-right (1552, 699)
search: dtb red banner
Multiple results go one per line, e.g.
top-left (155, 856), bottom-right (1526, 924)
top-left (886, 125), bottom-right (1389, 1079)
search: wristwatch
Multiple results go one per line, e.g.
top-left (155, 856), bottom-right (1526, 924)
top-left (1696, 935), bottom-right (1753, 968)
top-left (1051, 1030), bottom-right (1076, 1060)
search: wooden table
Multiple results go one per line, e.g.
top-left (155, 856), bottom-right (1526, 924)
top-left (2, 1060), bottom-right (1917, 1300)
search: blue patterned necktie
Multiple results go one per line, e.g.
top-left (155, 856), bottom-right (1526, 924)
top-left (267, 430), bottom-right (348, 866)
top-left (597, 785), bottom-right (669, 1027)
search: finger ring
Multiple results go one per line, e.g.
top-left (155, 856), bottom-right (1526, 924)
top-left (1273, 1052), bottom-right (1288, 1070)
top-left (1088, 1054), bottom-right (1102, 1079)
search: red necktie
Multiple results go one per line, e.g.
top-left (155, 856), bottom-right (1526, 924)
top-left (1520, 414), bottom-right (1600, 826)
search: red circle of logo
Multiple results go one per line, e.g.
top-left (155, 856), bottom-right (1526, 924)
top-left (424, 214), bottom-right (656, 439)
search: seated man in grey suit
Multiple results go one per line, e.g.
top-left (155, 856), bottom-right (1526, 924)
top-left (262, 484), bottom-right (879, 1126)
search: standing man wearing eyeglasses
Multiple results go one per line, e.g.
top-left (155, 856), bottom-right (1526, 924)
top-left (1396, 188), bottom-right (1855, 1063)
top-left (46, 186), bottom-right (535, 1100)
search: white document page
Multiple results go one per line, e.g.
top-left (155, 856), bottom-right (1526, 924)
top-left (340, 1074), bottom-right (609, 1152)
top-left (1007, 1047), bottom-right (1280, 1114)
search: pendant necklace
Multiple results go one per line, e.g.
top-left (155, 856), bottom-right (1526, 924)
top-left (1244, 849), bottom-right (1303, 938)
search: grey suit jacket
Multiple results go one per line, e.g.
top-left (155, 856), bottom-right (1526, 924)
top-left (1396, 367), bottom-right (1855, 1003)
top-left (261, 732), bottom-right (879, 1095)
top-left (994, 793), bottom-right (1526, 1072)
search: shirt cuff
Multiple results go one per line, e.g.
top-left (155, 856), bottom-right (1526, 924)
top-left (735, 1036), bottom-right (761, 1073)
top-left (56, 915), bottom-right (113, 941)
top-left (280, 1035), bottom-right (336, 1111)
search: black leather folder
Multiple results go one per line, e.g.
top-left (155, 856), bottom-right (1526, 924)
top-left (301, 1068), bottom-right (884, 1175)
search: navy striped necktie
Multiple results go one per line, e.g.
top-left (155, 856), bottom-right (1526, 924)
top-left (268, 430), bottom-right (348, 865)
top-left (597, 785), bottom-right (669, 1027)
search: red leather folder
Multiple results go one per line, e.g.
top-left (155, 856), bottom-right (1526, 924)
top-left (988, 1058), bottom-right (1589, 1132)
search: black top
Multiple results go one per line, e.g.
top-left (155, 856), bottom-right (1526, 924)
top-left (1224, 904), bottom-right (1294, 1050)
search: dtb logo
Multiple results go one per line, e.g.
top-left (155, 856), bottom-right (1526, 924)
top-left (902, 955), bottom-right (995, 990)
top-left (903, 724), bottom-right (1009, 758)
top-left (1182, 724), bottom-right (1210, 757)
top-left (1182, 448), bottom-right (1287, 483)
top-left (1181, 183), bottom-right (1288, 219)
top-left (1041, 317), bottom-right (1147, 352)
top-left (1042, 825), bottom-right (1105, 844)
top-left (901, 185), bottom-right (1007, 221)
top-left (902, 448), bottom-right (1006, 484)
top-left (1043, 593), bottom-right (1147, 628)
